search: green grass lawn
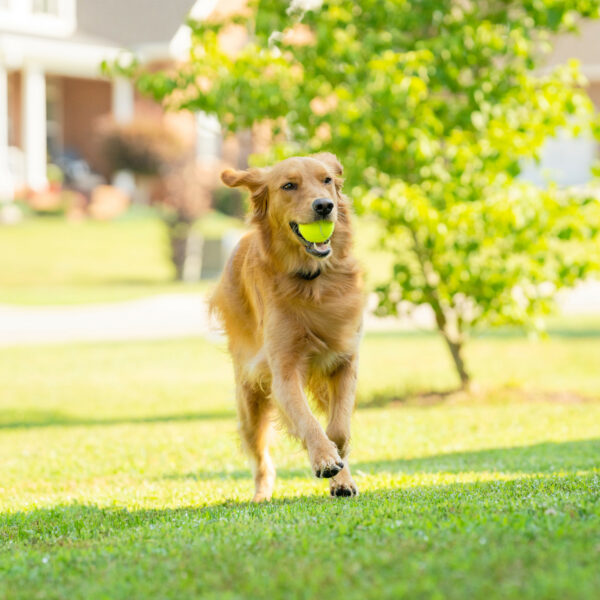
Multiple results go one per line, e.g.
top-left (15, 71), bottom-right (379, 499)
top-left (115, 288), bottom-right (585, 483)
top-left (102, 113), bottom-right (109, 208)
top-left (0, 211), bottom-right (244, 305)
top-left (0, 212), bottom-right (390, 305)
top-left (1, 331), bottom-right (599, 599)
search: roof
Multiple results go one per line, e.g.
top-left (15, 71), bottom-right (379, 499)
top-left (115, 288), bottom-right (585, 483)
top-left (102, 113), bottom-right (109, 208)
top-left (76, 0), bottom-right (196, 48)
top-left (0, 0), bottom-right (199, 76)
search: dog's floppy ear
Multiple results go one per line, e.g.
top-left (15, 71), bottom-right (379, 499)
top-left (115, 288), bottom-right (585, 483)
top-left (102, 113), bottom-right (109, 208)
top-left (221, 167), bottom-right (266, 190)
top-left (311, 152), bottom-right (343, 176)
top-left (221, 167), bottom-right (269, 219)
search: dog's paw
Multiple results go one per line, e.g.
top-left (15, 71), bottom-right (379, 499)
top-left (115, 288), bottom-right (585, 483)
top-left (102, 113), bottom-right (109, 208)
top-left (329, 469), bottom-right (359, 497)
top-left (252, 458), bottom-right (276, 503)
top-left (252, 491), bottom-right (273, 503)
top-left (317, 462), bottom-right (345, 478)
top-left (310, 442), bottom-right (344, 479)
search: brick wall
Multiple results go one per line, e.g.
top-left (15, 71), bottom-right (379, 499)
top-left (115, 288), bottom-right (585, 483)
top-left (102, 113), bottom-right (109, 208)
top-left (62, 76), bottom-right (111, 173)
top-left (588, 81), bottom-right (600, 110)
top-left (7, 71), bottom-right (21, 148)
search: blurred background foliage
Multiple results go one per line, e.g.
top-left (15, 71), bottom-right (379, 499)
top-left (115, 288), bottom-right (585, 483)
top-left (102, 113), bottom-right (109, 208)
top-left (129, 0), bottom-right (600, 385)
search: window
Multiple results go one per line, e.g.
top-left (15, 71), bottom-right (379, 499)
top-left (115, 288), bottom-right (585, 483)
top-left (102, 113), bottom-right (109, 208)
top-left (46, 78), bottom-right (64, 161)
top-left (32, 0), bottom-right (60, 15)
top-left (519, 130), bottom-right (598, 188)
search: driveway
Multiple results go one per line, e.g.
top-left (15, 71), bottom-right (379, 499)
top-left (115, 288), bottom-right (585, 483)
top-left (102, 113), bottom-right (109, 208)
top-left (0, 281), bottom-right (598, 346)
top-left (0, 294), bottom-right (213, 346)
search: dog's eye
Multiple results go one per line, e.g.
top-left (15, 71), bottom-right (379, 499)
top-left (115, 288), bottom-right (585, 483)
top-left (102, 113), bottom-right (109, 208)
top-left (281, 182), bottom-right (297, 191)
top-left (324, 177), bottom-right (332, 184)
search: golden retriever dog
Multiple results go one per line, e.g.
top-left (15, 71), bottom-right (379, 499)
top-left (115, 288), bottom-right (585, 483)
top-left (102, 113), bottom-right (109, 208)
top-left (210, 153), bottom-right (364, 501)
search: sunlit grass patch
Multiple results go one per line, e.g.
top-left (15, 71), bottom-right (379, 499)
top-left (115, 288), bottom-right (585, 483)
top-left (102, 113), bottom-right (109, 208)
top-left (1, 333), bottom-right (599, 599)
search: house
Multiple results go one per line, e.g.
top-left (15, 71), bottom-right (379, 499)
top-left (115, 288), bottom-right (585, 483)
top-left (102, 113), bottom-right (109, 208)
top-left (0, 0), bottom-right (199, 200)
top-left (521, 20), bottom-right (600, 187)
top-left (1, 1), bottom-right (599, 203)
top-left (550, 20), bottom-right (600, 107)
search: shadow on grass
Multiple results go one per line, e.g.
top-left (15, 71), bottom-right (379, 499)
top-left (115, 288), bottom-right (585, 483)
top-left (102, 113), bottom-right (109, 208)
top-left (0, 409), bottom-right (236, 429)
top-left (161, 438), bottom-right (600, 482)
top-left (4, 385), bottom-right (596, 429)
top-left (3, 470), bottom-right (599, 548)
top-left (358, 385), bottom-right (598, 409)
top-left (359, 387), bottom-right (463, 408)
top-left (353, 438), bottom-right (600, 476)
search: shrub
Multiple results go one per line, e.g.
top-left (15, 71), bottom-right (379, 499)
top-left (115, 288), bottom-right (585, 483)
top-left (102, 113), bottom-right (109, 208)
top-left (99, 118), bottom-right (189, 176)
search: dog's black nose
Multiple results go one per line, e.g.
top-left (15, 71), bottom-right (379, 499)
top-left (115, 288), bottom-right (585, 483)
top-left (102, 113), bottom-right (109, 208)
top-left (312, 198), bottom-right (334, 217)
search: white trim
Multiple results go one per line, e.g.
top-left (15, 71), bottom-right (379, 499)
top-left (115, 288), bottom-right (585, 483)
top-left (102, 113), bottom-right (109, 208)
top-left (0, 32), bottom-right (122, 78)
top-left (22, 62), bottom-right (47, 190)
top-left (133, 42), bottom-right (175, 63)
top-left (188, 0), bottom-right (218, 20)
top-left (0, 0), bottom-right (76, 38)
top-left (169, 25), bottom-right (192, 60)
top-left (0, 62), bottom-right (13, 199)
top-left (169, 0), bottom-right (218, 60)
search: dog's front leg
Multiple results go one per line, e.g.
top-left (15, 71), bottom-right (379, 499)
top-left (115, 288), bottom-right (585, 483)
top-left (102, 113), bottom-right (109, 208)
top-left (268, 352), bottom-right (344, 479)
top-left (327, 356), bottom-right (359, 497)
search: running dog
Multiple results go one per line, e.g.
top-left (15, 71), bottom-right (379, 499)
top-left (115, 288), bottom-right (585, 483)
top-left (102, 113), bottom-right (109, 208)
top-left (210, 153), bottom-right (364, 501)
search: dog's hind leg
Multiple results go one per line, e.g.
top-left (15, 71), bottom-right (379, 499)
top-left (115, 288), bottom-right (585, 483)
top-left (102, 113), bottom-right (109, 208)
top-left (236, 379), bottom-right (276, 502)
top-left (326, 356), bottom-right (359, 497)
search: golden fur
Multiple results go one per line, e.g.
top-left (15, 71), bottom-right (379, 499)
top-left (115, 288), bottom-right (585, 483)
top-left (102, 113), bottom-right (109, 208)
top-left (210, 153), bottom-right (364, 501)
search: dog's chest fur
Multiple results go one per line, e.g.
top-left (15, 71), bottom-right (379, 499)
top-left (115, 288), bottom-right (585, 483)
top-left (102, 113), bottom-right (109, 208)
top-left (244, 288), bottom-right (362, 383)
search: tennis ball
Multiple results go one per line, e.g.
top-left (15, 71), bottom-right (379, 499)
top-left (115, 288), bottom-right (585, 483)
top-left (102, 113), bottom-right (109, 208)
top-left (298, 220), bottom-right (335, 243)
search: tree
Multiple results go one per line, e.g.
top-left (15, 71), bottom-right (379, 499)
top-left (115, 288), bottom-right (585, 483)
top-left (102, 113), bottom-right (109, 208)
top-left (131, 0), bottom-right (600, 386)
top-left (99, 118), bottom-right (211, 280)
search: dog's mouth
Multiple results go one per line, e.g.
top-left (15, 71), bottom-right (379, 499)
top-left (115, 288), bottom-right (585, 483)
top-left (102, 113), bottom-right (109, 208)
top-left (289, 222), bottom-right (332, 258)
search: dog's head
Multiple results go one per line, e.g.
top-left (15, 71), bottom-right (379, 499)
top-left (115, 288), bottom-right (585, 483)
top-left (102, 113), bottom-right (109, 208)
top-left (221, 153), bottom-right (352, 272)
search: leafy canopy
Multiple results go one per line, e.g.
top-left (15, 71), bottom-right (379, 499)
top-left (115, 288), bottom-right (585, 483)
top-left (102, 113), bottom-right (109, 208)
top-left (132, 0), bottom-right (600, 339)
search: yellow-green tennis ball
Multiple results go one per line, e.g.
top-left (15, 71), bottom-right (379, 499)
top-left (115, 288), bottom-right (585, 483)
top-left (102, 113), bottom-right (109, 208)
top-left (298, 220), bottom-right (335, 243)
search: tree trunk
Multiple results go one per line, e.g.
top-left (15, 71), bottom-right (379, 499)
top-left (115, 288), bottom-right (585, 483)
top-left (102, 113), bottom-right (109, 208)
top-left (167, 219), bottom-right (193, 281)
top-left (408, 228), bottom-right (471, 389)
top-left (441, 332), bottom-right (470, 389)
top-left (431, 304), bottom-right (471, 389)
top-left (170, 231), bottom-right (187, 280)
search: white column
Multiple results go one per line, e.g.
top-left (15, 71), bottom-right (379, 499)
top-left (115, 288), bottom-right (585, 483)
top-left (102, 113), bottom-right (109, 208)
top-left (13, 0), bottom-right (33, 19)
top-left (112, 76), bottom-right (134, 124)
top-left (22, 62), bottom-right (47, 190)
top-left (196, 111), bottom-right (221, 164)
top-left (0, 63), bottom-right (13, 200)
